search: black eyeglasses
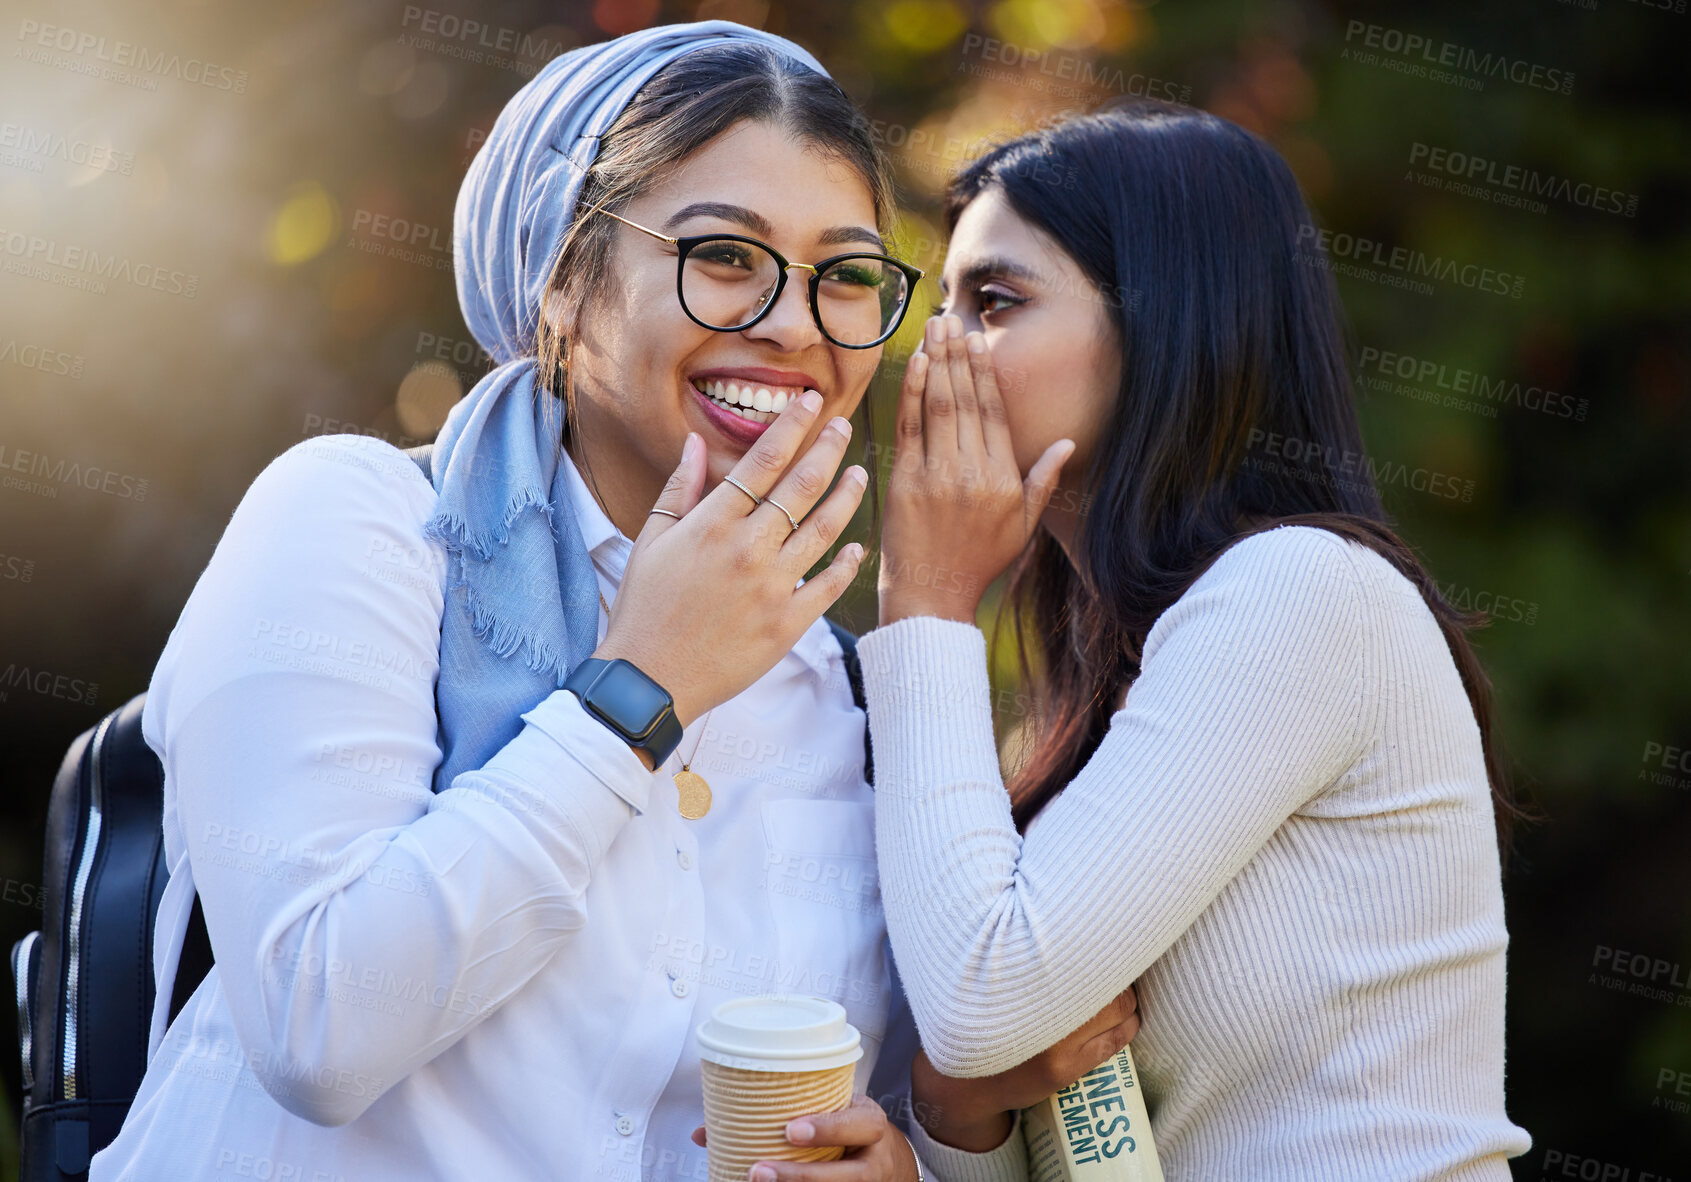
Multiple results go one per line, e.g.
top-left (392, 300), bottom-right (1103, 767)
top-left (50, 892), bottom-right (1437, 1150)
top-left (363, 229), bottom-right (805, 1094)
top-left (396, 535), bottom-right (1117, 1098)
top-left (590, 205), bottom-right (925, 349)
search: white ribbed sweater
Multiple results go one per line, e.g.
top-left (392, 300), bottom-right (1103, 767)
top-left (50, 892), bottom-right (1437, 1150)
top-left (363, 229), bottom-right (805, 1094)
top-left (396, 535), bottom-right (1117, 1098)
top-left (858, 525), bottom-right (1531, 1181)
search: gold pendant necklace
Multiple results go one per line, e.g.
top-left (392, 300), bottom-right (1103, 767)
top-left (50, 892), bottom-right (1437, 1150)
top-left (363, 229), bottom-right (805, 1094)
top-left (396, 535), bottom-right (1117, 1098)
top-left (599, 586), bottom-right (712, 819)
top-left (674, 764), bottom-right (712, 820)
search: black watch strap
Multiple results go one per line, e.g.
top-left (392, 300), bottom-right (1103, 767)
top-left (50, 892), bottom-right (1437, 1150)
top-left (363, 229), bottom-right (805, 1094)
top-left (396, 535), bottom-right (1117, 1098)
top-left (562, 657), bottom-right (684, 767)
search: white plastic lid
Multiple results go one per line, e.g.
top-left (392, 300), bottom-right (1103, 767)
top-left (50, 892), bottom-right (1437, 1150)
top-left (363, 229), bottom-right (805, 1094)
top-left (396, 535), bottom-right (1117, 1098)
top-left (695, 995), bottom-right (864, 1072)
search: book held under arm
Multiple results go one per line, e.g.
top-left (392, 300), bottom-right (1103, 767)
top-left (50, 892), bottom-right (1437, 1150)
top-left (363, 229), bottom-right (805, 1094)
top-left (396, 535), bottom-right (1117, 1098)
top-left (1022, 1045), bottom-right (1163, 1182)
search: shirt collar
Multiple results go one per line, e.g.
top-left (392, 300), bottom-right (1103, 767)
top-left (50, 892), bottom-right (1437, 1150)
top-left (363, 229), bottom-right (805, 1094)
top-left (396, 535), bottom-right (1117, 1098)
top-left (555, 441), bottom-right (630, 568)
top-left (553, 443), bottom-right (845, 682)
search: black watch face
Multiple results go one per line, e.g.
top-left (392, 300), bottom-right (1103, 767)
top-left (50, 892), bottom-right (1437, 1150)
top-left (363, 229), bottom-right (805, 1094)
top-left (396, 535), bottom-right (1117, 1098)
top-left (591, 661), bottom-right (671, 738)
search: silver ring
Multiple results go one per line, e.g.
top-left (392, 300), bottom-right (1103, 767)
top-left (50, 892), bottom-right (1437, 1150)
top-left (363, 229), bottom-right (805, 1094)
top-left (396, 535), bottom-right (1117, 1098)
top-left (723, 474), bottom-right (762, 506)
top-left (765, 496), bottom-right (799, 534)
top-left (647, 507), bottom-right (681, 521)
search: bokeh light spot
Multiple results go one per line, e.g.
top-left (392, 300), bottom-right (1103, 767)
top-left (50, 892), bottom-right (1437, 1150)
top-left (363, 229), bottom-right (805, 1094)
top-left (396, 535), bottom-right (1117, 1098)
top-left (882, 0), bottom-right (967, 53)
top-left (396, 360), bottom-right (464, 437)
top-left (359, 40), bottom-right (416, 97)
top-left (267, 181), bottom-right (339, 266)
top-left (595, 0), bottom-right (661, 37)
top-left (695, 0), bottom-right (771, 27)
top-left (990, 0), bottom-right (1107, 51)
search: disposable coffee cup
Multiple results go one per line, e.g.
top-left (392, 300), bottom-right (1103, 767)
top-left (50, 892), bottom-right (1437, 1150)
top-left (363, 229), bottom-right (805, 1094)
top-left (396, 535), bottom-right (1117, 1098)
top-left (696, 995), bottom-right (864, 1182)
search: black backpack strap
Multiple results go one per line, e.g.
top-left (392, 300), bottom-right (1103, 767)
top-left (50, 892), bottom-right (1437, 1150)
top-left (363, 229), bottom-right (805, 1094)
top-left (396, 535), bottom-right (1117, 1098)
top-left (403, 442), bottom-right (434, 482)
top-left (170, 894), bottom-right (214, 1026)
top-left (825, 617), bottom-right (873, 787)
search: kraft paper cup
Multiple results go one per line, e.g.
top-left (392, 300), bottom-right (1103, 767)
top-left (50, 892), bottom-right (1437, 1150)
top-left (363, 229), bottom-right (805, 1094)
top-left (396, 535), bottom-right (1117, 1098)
top-left (695, 996), bottom-right (864, 1182)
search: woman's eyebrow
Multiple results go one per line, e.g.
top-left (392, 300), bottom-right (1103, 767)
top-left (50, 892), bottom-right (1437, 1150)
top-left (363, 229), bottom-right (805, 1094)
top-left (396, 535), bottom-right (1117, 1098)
top-left (938, 257), bottom-right (1044, 295)
top-left (816, 225), bottom-right (886, 251)
top-left (663, 202), bottom-right (883, 252)
top-left (664, 201), bottom-right (774, 236)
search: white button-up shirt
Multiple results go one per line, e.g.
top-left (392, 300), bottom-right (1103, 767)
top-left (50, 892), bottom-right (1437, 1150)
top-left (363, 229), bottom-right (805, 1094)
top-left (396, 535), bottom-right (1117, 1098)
top-left (89, 433), bottom-right (1022, 1182)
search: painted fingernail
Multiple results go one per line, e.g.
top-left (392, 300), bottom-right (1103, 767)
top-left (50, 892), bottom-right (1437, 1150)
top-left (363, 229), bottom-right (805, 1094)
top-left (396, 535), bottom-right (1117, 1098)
top-left (830, 417), bottom-right (852, 438)
top-left (966, 332), bottom-right (986, 354)
top-left (926, 318), bottom-right (943, 344)
top-left (946, 315), bottom-right (962, 338)
top-left (801, 390), bottom-right (823, 412)
top-left (786, 1117), bottom-right (815, 1143)
top-left (750, 1167), bottom-right (777, 1182)
top-left (847, 465), bottom-right (868, 487)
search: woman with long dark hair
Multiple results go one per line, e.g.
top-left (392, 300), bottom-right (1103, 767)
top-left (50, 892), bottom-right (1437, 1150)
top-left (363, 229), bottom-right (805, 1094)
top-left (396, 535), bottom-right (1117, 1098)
top-left (90, 23), bottom-right (1007, 1182)
top-left (861, 101), bottom-right (1534, 1178)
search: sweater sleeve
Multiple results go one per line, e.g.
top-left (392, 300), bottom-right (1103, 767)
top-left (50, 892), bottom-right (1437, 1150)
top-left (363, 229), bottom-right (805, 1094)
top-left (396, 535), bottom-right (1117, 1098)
top-left (906, 1109), bottom-right (1028, 1182)
top-left (857, 526), bottom-right (1369, 1078)
top-left (148, 436), bottom-right (660, 1126)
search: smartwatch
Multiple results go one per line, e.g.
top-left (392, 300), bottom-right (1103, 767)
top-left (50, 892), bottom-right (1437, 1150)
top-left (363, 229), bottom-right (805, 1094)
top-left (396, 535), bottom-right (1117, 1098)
top-left (561, 657), bottom-right (683, 768)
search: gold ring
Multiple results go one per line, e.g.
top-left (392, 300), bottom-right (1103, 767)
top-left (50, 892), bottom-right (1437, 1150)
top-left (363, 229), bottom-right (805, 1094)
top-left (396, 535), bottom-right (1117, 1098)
top-left (765, 496), bottom-right (799, 534)
top-left (723, 475), bottom-right (762, 506)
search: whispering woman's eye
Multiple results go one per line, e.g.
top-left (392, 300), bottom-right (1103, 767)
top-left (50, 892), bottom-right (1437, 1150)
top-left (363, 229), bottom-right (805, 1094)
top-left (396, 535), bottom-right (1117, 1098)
top-left (975, 285), bottom-right (1026, 316)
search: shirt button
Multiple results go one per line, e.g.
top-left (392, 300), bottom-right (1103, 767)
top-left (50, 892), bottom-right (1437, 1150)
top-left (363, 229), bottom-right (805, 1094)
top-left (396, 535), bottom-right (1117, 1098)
top-left (671, 977), bottom-right (691, 998)
top-left (616, 1115), bottom-right (635, 1136)
top-left (677, 849), bottom-right (693, 870)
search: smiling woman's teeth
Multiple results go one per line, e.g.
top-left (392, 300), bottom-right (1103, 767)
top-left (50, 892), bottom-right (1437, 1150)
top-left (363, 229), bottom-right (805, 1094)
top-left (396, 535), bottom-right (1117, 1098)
top-left (696, 379), bottom-right (799, 425)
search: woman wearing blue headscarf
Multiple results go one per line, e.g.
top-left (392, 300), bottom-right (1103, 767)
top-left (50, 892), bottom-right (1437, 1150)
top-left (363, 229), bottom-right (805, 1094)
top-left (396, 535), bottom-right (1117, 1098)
top-left (89, 21), bottom-right (1023, 1182)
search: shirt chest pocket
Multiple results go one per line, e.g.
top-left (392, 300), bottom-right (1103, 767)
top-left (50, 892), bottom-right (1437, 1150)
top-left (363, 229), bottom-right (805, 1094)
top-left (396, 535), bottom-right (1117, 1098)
top-left (758, 798), bottom-right (890, 1041)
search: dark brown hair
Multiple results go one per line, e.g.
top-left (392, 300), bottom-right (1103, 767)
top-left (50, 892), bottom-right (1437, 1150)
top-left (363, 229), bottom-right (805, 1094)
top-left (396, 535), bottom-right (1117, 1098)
top-left (532, 41), bottom-right (896, 531)
top-left (944, 100), bottom-right (1530, 857)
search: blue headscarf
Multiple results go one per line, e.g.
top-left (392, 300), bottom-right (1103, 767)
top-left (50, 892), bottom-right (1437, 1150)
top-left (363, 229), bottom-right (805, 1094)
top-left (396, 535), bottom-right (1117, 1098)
top-left (422, 21), bottom-right (830, 794)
